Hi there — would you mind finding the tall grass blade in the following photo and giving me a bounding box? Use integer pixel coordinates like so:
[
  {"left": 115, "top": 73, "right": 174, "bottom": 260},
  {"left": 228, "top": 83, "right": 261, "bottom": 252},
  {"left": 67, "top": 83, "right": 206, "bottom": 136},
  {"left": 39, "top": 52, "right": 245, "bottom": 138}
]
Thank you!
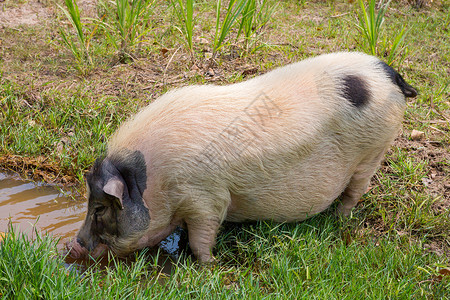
[
  {"left": 94, "top": 0, "right": 155, "bottom": 62},
  {"left": 385, "top": 27, "right": 408, "bottom": 65},
  {"left": 237, "top": 0, "right": 256, "bottom": 41},
  {"left": 171, "top": 0, "right": 195, "bottom": 54},
  {"left": 57, "top": 0, "right": 93, "bottom": 72},
  {"left": 62, "top": 0, "right": 85, "bottom": 47},
  {"left": 357, "top": 0, "right": 407, "bottom": 67},
  {"left": 213, "top": 0, "right": 248, "bottom": 58},
  {"left": 237, "top": 0, "right": 278, "bottom": 51}
]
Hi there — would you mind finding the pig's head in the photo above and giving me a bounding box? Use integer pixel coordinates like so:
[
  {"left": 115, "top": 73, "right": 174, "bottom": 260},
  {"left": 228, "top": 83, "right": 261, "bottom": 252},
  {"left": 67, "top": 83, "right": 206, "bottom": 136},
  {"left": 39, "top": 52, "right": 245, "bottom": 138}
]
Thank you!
[{"left": 69, "top": 149, "right": 150, "bottom": 259}]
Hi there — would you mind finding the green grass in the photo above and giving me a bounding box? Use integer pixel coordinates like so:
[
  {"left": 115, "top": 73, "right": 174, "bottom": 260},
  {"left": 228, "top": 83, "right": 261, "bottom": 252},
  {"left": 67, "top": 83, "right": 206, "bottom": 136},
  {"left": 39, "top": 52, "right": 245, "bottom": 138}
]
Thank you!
[
  {"left": 237, "top": 0, "right": 278, "bottom": 52},
  {"left": 105, "top": 0, "right": 156, "bottom": 62},
  {"left": 58, "top": 0, "right": 93, "bottom": 71},
  {"left": 1, "top": 218, "right": 449, "bottom": 299},
  {"left": 0, "top": 0, "right": 449, "bottom": 298},
  {"left": 356, "top": 0, "right": 408, "bottom": 66},
  {"left": 171, "top": 0, "right": 195, "bottom": 55},
  {"left": 213, "top": 0, "right": 248, "bottom": 58},
  {"left": 58, "top": 0, "right": 156, "bottom": 66}
]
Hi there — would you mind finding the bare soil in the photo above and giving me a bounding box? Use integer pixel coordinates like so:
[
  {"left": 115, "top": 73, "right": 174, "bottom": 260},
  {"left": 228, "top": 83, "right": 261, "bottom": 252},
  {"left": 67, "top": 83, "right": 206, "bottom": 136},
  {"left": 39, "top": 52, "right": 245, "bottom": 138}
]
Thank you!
[
  {"left": 392, "top": 134, "right": 450, "bottom": 210},
  {"left": 0, "top": 1, "right": 51, "bottom": 28},
  {"left": 0, "top": 0, "right": 98, "bottom": 28}
]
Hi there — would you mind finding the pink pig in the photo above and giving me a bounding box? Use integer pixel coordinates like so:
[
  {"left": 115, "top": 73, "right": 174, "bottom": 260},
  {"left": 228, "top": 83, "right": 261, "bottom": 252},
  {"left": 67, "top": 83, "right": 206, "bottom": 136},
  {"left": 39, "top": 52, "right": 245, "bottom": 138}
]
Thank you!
[{"left": 67, "top": 52, "right": 417, "bottom": 262}]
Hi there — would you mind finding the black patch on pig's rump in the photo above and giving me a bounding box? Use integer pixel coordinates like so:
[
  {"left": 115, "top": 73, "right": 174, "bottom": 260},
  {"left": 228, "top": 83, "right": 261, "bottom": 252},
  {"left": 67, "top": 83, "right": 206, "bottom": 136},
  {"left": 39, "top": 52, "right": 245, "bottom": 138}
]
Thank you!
[
  {"left": 340, "top": 75, "right": 370, "bottom": 108},
  {"left": 377, "top": 61, "right": 418, "bottom": 98}
]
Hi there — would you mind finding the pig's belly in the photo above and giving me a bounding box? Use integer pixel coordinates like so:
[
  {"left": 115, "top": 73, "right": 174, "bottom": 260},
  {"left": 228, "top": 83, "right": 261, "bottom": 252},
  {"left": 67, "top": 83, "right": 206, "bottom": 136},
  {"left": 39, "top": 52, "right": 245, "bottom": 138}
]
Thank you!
[
  {"left": 225, "top": 159, "right": 355, "bottom": 222},
  {"left": 226, "top": 183, "right": 346, "bottom": 222}
]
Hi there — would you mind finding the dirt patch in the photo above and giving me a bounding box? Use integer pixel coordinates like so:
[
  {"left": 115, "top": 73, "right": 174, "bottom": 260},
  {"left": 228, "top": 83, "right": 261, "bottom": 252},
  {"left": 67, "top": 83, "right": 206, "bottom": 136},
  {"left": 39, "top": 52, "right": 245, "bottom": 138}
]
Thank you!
[
  {"left": 360, "top": 131, "right": 450, "bottom": 259},
  {"left": 392, "top": 133, "right": 450, "bottom": 210},
  {"left": 0, "top": 0, "right": 98, "bottom": 28},
  {"left": 0, "top": 1, "right": 52, "bottom": 28}
]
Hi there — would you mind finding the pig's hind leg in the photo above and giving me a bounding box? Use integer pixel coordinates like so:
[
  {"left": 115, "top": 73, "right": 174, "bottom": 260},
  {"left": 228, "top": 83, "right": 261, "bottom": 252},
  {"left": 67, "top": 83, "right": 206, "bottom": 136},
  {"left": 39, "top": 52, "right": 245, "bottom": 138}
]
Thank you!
[{"left": 336, "top": 149, "right": 387, "bottom": 216}]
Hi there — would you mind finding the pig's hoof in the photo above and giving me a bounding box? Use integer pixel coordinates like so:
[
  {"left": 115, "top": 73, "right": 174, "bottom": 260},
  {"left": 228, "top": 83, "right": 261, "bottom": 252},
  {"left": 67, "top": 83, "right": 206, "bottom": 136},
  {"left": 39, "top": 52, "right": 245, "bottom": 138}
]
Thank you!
[
  {"left": 335, "top": 204, "right": 352, "bottom": 218},
  {"left": 197, "top": 253, "right": 216, "bottom": 264},
  {"left": 91, "top": 244, "right": 109, "bottom": 259}
]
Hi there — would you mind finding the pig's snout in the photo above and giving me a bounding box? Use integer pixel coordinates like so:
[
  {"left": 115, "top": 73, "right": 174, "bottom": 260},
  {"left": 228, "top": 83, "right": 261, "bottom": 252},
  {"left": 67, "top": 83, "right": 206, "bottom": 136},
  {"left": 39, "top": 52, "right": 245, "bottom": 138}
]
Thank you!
[{"left": 65, "top": 238, "right": 109, "bottom": 260}]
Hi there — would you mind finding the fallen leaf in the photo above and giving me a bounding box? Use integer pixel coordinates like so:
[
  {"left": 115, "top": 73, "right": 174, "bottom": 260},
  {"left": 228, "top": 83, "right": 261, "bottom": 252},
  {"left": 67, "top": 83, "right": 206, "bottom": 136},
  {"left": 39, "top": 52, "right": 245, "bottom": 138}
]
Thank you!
[
  {"left": 439, "top": 268, "right": 450, "bottom": 276},
  {"left": 199, "top": 38, "right": 209, "bottom": 44},
  {"left": 241, "top": 67, "right": 258, "bottom": 76},
  {"left": 435, "top": 268, "right": 450, "bottom": 282},
  {"left": 205, "top": 68, "right": 215, "bottom": 77},
  {"left": 160, "top": 48, "right": 169, "bottom": 57}
]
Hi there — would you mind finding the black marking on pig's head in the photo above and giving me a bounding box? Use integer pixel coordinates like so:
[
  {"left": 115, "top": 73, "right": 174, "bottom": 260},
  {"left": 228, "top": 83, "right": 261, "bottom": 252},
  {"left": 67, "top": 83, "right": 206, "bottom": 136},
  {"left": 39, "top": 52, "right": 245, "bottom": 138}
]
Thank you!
[
  {"left": 77, "top": 149, "right": 150, "bottom": 257},
  {"left": 377, "top": 61, "right": 418, "bottom": 98},
  {"left": 341, "top": 75, "right": 370, "bottom": 108}
]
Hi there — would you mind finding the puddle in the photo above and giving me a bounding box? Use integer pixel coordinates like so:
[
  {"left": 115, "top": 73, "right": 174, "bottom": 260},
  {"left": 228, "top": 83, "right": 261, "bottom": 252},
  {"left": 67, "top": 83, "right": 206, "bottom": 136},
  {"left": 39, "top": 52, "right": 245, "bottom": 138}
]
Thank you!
[
  {"left": 0, "top": 172, "right": 189, "bottom": 275},
  {"left": 0, "top": 172, "right": 86, "bottom": 246}
]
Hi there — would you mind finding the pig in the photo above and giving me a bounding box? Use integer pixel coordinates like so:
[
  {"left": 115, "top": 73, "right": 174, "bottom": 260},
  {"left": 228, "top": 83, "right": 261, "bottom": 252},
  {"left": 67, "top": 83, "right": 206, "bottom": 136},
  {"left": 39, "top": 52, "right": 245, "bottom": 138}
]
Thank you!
[{"left": 67, "top": 52, "right": 417, "bottom": 262}]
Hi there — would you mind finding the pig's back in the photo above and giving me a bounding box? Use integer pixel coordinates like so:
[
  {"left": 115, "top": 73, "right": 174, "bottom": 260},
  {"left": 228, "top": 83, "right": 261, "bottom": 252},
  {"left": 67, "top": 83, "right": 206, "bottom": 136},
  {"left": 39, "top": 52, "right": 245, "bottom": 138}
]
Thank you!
[{"left": 108, "top": 52, "right": 406, "bottom": 222}]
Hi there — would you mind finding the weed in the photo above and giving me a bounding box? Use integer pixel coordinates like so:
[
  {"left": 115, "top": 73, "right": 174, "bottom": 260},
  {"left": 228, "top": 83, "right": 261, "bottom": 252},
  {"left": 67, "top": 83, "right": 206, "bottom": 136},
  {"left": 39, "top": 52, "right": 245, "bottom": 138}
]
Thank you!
[
  {"left": 171, "top": 0, "right": 195, "bottom": 57},
  {"left": 357, "top": 0, "right": 408, "bottom": 66},
  {"left": 237, "top": 0, "right": 278, "bottom": 52},
  {"left": 98, "top": 0, "right": 156, "bottom": 63},
  {"left": 58, "top": 0, "right": 96, "bottom": 73},
  {"left": 213, "top": 0, "right": 248, "bottom": 59}
]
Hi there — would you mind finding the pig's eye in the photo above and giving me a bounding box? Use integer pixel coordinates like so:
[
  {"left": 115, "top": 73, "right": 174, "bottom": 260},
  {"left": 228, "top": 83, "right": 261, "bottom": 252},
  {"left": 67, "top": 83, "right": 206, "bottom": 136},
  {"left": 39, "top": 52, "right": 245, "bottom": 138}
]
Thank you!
[
  {"left": 94, "top": 208, "right": 105, "bottom": 232},
  {"left": 94, "top": 206, "right": 106, "bottom": 216}
]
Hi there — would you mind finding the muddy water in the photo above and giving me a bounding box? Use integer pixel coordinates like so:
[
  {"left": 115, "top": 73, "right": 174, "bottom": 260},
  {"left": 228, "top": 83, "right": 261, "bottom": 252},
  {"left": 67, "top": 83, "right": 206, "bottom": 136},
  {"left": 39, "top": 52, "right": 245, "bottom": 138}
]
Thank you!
[
  {"left": 0, "top": 172, "right": 188, "bottom": 273},
  {"left": 0, "top": 173, "right": 86, "bottom": 246}
]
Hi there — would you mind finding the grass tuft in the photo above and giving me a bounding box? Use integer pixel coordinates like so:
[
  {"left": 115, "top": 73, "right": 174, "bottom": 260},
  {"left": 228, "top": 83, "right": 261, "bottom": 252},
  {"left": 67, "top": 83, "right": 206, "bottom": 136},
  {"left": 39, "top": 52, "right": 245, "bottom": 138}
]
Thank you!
[
  {"left": 58, "top": 0, "right": 96, "bottom": 73},
  {"left": 171, "top": 0, "right": 195, "bottom": 57},
  {"left": 356, "top": 0, "right": 408, "bottom": 66},
  {"left": 237, "top": 0, "right": 278, "bottom": 52},
  {"left": 213, "top": 0, "right": 248, "bottom": 59}
]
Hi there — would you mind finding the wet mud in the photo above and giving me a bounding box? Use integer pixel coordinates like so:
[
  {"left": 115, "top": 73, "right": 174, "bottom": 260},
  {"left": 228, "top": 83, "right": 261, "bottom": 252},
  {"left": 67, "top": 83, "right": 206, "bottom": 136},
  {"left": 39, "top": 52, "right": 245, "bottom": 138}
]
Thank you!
[{"left": 0, "top": 172, "right": 189, "bottom": 275}]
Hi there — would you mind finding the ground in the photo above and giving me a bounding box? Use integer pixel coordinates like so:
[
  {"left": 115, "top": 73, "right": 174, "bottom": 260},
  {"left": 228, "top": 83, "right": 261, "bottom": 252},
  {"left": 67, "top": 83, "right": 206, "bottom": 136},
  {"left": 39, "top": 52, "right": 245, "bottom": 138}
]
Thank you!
[{"left": 0, "top": 0, "right": 449, "bottom": 293}]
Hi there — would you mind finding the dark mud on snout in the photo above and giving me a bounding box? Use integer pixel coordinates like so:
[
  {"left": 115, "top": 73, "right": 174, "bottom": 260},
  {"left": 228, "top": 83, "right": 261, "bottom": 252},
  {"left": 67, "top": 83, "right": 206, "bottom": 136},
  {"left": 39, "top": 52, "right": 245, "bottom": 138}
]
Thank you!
[{"left": 0, "top": 172, "right": 188, "bottom": 276}]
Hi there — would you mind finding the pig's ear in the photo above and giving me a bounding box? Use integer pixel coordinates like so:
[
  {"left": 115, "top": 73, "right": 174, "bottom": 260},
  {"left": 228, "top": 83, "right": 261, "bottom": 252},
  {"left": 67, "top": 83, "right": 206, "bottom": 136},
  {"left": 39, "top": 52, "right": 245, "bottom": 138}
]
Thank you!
[{"left": 103, "top": 177, "right": 124, "bottom": 210}]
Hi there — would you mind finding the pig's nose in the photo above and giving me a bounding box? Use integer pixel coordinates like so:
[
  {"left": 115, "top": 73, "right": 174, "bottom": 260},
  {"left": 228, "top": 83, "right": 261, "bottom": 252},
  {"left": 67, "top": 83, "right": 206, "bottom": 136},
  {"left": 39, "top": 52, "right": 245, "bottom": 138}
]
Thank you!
[{"left": 77, "top": 238, "right": 86, "bottom": 248}]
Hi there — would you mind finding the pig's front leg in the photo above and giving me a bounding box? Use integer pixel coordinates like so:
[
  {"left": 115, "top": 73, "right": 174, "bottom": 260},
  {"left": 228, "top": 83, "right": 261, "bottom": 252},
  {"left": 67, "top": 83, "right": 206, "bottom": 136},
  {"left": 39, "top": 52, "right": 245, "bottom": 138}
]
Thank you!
[
  {"left": 137, "top": 219, "right": 182, "bottom": 249},
  {"left": 185, "top": 216, "right": 220, "bottom": 263}
]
